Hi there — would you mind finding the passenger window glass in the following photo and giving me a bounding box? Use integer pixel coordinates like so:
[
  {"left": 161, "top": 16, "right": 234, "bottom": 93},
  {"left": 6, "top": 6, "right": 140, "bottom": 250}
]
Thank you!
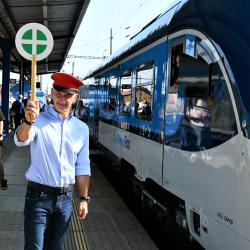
[
  {"left": 169, "top": 44, "right": 183, "bottom": 93},
  {"left": 209, "top": 63, "right": 237, "bottom": 144},
  {"left": 100, "top": 77, "right": 108, "bottom": 111},
  {"left": 107, "top": 76, "right": 117, "bottom": 113},
  {"left": 165, "top": 38, "right": 237, "bottom": 151},
  {"left": 135, "top": 62, "right": 154, "bottom": 119},
  {"left": 119, "top": 71, "right": 132, "bottom": 115}
]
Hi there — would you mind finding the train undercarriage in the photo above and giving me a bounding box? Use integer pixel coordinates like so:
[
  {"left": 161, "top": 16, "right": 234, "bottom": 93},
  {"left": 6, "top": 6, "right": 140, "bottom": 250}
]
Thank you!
[{"left": 92, "top": 145, "right": 203, "bottom": 250}]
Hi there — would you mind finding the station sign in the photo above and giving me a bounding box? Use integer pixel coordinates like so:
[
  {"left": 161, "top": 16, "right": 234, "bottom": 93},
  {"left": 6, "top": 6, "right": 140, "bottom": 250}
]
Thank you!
[{"left": 15, "top": 23, "right": 54, "bottom": 61}]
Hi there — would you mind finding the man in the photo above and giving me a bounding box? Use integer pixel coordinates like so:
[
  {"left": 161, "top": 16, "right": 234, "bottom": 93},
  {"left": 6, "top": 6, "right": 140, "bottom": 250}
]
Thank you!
[
  {"left": 9, "top": 92, "right": 16, "bottom": 130},
  {"left": 9, "top": 94, "right": 24, "bottom": 130},
  {"left": 14, "top": 72, "right": 91, "bottom": 250},
  {"left": 41, "top": 96, "right": 52, "bottom": 112},
  {"left": 9, "top": 92, "right": 15, "bottom": 108},
  {"left": 0, "top": 109, "right": 7, "bottom": 189}
]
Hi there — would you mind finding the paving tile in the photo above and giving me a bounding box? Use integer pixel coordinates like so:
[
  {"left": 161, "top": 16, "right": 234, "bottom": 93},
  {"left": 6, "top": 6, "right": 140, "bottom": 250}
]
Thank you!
[
  {"left": 0, "top": 196, "right": 25, "bottom": 211},
  {"left": 0, "top": 135, "right": 26, "bottom": 250},
  {"left": 2, "top": 175, "right": 27, "bottom": 185}
]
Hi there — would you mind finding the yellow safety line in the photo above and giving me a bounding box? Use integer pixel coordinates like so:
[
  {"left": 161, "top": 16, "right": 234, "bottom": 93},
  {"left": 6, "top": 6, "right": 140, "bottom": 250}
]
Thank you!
[{"left": 71, "top": 194, "right": 89, "bottom": 250}]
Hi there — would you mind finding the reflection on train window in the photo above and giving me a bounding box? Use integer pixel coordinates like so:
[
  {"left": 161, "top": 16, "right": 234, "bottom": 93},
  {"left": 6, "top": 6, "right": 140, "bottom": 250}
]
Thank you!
[
  {"left": 169, "top": 44, "right": 183, "bottom": 93},
  {"left": 209, "top": 62, "right": 237, "bottom": 144},
  {"left": 135, "top": 61, "right": 154, "bottom": 119},
  {"left": 100, "top": 77, "right": 108, "bottom": 111},
  {"left": 119, "top": 70, "right": 132, "bottom": 115},
  {"left": 165, "top": 36, "right": 237, "bottom": 151},
  {"left": 107, "top": 75, "right": 117, "bottom": 113}
]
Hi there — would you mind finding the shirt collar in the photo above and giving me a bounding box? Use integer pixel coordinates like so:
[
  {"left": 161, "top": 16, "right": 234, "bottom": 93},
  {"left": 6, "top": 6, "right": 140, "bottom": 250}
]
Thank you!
[{"left": 48, "top": 105, "right": 74, "bottom": 120}]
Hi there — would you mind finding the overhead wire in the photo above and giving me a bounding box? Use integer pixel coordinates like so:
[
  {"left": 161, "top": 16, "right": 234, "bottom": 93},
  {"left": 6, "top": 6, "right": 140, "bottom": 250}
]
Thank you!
[
  {"left": 74, "top": 0, "right": 151, "bottom": 52},
  {"left": 113, "top": 0, "right": 150, "bottom": 35}
]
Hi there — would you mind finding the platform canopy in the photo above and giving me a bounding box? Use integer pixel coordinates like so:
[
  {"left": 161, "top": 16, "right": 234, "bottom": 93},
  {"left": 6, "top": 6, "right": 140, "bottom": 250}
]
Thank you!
[{"left": 0, "top": 0, "right": 90, "bottom": 75}]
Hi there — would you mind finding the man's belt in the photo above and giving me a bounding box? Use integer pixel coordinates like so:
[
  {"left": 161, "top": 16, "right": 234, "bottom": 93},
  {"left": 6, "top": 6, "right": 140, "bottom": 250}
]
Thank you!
[{"left": 27, "top": 181, "right": 73, "bottom": 195}]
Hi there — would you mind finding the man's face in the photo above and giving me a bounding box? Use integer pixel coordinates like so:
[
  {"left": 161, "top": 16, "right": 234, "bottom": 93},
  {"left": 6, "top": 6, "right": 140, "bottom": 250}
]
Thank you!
[{"left": 52, "top": 88, "right": 77, "bottom": 115}]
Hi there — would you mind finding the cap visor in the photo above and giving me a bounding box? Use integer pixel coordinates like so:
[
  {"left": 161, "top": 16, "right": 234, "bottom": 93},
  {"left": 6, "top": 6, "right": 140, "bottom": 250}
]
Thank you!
[{"left": 53, "top": 85, "right": 78, "bottom": 94}]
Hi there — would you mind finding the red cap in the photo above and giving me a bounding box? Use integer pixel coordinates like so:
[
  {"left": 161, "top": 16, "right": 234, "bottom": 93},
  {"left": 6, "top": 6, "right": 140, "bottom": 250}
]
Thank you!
[{"left": 51, "top": 72, "right": 83, "bottom": 94}]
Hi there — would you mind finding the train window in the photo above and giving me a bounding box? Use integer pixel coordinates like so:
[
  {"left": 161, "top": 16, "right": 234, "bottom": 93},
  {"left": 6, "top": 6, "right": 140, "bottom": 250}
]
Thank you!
[
  {"left": 107, "top": 76, "right": 117, "bottom": 113},
  {"left": 178, "top": 53, "right": 210, "bottom": 98},
  {"left": 209, "top": 62, "right": 237, "bottom": 144},
  {"left": 169, "top": 44, "right": 183, "bottom": 93},
  {"left": 135, "top": 61, "right": 154, "bottom": 119},
  {"left": 100, "top": 77, "right": 108, "bottom": 111},
  {"left": 119, "top": 71, "right": 132, "bottom": 115},
  {"left": 165, "top": 36, "right": 237, "bottom": 150}
]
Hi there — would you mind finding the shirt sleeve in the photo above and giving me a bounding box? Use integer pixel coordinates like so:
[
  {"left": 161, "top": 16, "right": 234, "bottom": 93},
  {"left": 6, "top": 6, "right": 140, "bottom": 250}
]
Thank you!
[
  {"left": 0, "top": 111, "right": 5, "bottom": 121},
  {"left": 75, "top": 127, "right": 91, "bottom": 176},
  {"left": 14, "top": 126, "right": 36, "bottom": 146}
]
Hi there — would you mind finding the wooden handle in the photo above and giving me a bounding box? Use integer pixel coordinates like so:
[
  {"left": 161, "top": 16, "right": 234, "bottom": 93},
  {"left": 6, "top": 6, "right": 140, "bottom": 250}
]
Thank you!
[
  {"left": 30, "top": 55, "right": 37, "bottom": 121},
  {"left": 31, "top": 55, "right": 37, "bottom": 102}
]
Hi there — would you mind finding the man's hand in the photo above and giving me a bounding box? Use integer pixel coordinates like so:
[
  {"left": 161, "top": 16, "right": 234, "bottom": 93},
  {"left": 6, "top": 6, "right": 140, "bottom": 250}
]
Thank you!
[
  {"left": 78, "top": 200, "right": 88, "bottom": 220},
  {"left": 25, "top": 99, "right": 39, "bottom": 122},
  {"left": 16, "top": 99, "right": 39, "bottom": 142},
  {"left": 76, "top": 175, "right": 90, "bottom": 220}
]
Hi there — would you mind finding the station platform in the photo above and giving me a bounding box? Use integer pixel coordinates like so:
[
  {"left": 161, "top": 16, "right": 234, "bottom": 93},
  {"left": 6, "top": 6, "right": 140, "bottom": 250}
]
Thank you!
[{"left": 0, "top": 133, "right": 158, "bottom": 250}]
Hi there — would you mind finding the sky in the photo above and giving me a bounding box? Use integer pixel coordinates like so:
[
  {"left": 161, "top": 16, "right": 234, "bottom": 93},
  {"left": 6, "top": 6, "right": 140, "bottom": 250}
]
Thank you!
[
  {"left": 61, "top": 0, "right": 176, "bottom": 79},
  {"left": 2, "top": 0, "right": 176, "bottom": 92}
]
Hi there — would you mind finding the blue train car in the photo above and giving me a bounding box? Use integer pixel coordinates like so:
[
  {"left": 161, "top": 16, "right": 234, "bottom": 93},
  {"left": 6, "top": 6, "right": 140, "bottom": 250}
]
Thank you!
[
  {"left": 10, "top": 81, "right": 45, "bottom": 108},
  {"left": 84, "top": 0, "right": 250, "bottom": 249}
]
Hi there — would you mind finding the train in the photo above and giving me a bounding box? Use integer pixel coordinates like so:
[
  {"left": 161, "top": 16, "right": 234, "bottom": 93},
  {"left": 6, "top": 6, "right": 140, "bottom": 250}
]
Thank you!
[{"left": 84, "top": 0, "right": 250, "bottom": 249}]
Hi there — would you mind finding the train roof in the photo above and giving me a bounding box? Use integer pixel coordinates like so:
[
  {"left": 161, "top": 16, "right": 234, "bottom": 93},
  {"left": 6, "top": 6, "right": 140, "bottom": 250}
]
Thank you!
[{"left": 84, "top": 0, "right": 250, "bottom": 120}]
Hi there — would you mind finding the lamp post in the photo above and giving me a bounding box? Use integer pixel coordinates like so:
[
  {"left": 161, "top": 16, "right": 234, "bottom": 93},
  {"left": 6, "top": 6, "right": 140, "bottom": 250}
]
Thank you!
[
  {"left": 66, "top": 61, "right": 74, "bottom": 75},
  {"left": 109, "top": 26, "right": 131, "bottom": 56},
  {"left": 72, "top": 61, "right": 75, "bottom": 76},
  {"left": 110, "top": 28, "right": 113, "bottom": 55}
]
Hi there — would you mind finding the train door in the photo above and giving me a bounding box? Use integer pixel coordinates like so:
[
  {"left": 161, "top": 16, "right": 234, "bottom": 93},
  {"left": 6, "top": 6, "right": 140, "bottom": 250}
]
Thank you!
[{"left": 162, "top": 31, "right": 248, "bottom": 248}]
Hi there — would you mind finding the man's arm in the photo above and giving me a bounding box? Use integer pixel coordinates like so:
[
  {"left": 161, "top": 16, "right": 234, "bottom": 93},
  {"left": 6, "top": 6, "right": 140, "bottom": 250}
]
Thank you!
[
  {"left": 0, "top": 120, "right": 3, "bottom": 144},
  {"left": 76, "top": 175, "right": 90, "bottom": 220},
  {"left": 16, "top": 99, "right": 39, "bottom": 142},
  {"left": 16, "top": 122, "right": 34, "bottom": 142}
]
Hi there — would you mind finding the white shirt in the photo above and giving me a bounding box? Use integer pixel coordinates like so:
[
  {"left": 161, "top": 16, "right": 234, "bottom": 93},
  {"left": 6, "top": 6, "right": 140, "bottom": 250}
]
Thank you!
[{"left": 14, "top": 105, "right": 90, "bottom": 187}]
